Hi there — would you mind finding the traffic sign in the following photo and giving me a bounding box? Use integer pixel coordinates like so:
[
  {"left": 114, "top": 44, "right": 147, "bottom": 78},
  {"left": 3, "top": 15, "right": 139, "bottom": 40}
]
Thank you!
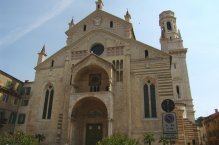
[
  {"left": 162, "top": 112, "right": 177, "bottom": 134},
  {"left": 164, "top": 134, "right": 177, "bottom": 139},
  {"left": 161, "top": 99, "right": 175, "bottom": 112}
]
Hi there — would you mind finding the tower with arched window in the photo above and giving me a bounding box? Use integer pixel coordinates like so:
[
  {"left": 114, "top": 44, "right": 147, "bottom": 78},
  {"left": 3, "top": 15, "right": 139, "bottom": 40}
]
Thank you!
[{"left": 159, "top": 10, "right": 195, "bottom": 122}]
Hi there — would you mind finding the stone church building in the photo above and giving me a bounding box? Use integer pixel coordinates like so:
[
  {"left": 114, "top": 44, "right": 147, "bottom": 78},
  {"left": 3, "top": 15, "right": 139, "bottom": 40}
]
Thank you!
[{"left": 20, "top": 1, "right": 198, "bottom": 144}]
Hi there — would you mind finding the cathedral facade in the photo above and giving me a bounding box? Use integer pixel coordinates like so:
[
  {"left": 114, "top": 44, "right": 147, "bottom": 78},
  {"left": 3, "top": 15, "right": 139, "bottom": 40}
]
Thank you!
[{"left": 21, "top": 1, "right": 198, "bottom": 145}]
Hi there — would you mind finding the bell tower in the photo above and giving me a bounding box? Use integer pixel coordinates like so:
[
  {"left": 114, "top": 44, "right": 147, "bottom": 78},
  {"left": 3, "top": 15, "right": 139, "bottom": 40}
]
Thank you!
[
  {"left": 96, "top": 0, "right": 104, "bottom": 10},
  {"left": 159, "top": 10, "right": 195, "bottom": 122},
  {"left": 159, "top": 10, "right": 183, "bottom": 52}
]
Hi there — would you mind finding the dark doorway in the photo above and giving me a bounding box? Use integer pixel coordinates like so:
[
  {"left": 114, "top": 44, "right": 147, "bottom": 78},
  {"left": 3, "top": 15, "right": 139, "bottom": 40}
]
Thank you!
[{"left": 86, "top": 124, "right": 103, "bottom": 145}]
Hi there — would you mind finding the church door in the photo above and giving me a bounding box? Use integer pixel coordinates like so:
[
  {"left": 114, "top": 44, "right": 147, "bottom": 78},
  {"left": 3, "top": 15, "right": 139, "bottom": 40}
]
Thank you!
[{"left": 85, "top": 124, "right": 103, "bottom": 145}]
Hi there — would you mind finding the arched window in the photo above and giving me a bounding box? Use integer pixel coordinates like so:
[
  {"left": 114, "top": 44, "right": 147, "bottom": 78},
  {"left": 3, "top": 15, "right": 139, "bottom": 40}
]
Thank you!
[
  {"left": 167, "top": 22, "right": 172, "bottom": 30},
  {"left": 115, "top": 60, "right": 119, "bottom": 69},
  {"left": 143, "top": 80, "right": 157, "bottom": 118},
  {"left": 42, "top": 85, "right": 54, "bottom": 119}
]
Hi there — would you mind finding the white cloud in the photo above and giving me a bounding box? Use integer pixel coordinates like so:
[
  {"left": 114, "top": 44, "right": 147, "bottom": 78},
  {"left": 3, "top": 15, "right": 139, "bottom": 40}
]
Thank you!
[{"left": 0, "top": 0, "right": 72, "bottom": 47}]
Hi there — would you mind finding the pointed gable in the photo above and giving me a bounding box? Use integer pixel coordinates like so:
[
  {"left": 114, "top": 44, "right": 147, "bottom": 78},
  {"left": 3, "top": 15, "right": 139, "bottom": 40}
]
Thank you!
[
  {"left": 72, "top": 53, "right": 115, "bottom": 81},
  {"left": 73, "top": 53, "right": 114, "bottom": 72},
  {"left": 65, "top": 10, "right": 135, "bottom": 45}
]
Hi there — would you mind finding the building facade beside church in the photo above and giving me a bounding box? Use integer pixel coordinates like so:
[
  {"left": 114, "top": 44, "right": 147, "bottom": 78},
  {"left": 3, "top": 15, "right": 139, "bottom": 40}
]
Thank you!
[{"left": 11, "top": 1, "right": 198, "bottom": 145}]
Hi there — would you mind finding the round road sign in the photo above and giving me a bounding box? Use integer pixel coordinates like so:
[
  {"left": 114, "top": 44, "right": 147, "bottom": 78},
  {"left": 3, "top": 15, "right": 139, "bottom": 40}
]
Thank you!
[{"left": 161, "top": 99, "right": 175, "bottom": 112}]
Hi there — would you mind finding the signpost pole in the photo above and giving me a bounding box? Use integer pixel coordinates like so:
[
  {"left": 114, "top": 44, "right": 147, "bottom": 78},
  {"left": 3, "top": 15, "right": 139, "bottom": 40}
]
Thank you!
[{"left": 161, "top": 99, "right": 177, "bottom": 144}]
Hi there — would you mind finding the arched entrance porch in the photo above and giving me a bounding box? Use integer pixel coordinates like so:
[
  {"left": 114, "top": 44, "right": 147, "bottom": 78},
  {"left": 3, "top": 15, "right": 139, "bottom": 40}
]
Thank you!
[{"left": 70, "top": 97, "right": 108, "bottom": 145}]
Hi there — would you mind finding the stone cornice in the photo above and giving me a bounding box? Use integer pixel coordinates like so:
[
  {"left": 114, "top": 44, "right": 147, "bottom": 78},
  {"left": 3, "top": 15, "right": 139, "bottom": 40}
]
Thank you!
[{"left": 168, "top": 48, "right": 187, "bottom": 55}]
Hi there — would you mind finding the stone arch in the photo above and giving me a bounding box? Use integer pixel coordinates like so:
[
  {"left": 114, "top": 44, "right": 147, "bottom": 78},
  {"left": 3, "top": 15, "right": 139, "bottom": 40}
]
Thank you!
[
  {"left": 142, "top": 76, "right": 157, "bottom": 86},
  {"left": 69, "top": 94, "right": 112, "bottom": 119},
  {"left": 71, "top": 54, "right": 114, "bottom": 85},
  {"left": 72, "top": 60, "right": 113, "bottom": 93},
  {"left": 69, "top": 96, "right": 109, "bottom": 145}
]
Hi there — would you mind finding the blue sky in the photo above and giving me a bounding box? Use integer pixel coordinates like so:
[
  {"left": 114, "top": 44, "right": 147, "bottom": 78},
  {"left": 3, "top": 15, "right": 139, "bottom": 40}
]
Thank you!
[{"left": 0, "top": 0, "right": 218, "bottom": 119}]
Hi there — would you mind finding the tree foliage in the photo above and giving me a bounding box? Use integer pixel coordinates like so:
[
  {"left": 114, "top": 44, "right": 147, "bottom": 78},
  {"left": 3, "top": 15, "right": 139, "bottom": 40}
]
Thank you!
[
  {"left": 159, "top": 136, "right": 170, "bottom": 145},
  {"left": 0, "top": 131, "right": 38, "bottom": 145},
  {"left": 143, "top": 133, "right": 155, "bottom": 145},
  {"left": 97, "top": 133, "right": 139, "bottom": 145}
]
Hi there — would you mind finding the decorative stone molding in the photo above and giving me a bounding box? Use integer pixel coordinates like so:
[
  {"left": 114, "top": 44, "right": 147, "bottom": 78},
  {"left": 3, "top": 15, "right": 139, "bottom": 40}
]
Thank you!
[
  {"left": 71, "top": 50, "right": 88, "bottom": 60},
  {"left": 107, "top": 46, "right": 124, "bottom": 56}
]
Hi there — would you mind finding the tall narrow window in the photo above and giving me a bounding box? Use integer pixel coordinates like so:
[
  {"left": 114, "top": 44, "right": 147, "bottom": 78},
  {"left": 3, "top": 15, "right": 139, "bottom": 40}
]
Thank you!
[
  {"left": 114, "top": 59, "right": 123, "bottom": 82},
  {"left": 120, "top": 60, "right": 123, "bottom": 69},
  {"left": 174, "top": 63, "right": 177, "bottom": 69},
  {"left": 144, "top": 84, "right": 150, "bottom": 118},
  {"left": 116, "top": 71, "right": 119, "bottom": 82},
  {"left": 143, "top": 80, "right": 157, "bottom": 118},
  {"left": 47, "top": 89, "right": 54, "bottom": 119},
  {"left": 145, "top": 50, "right": 148, "bottom": 58},
  {"left": 110, "top": 21, "right": 113, "bottom": 28},
  {"left": 9, "top": 112, "right": 17, "bottom": 124},
  {"left": 176, "top": 85, "right": 180, "bottom": 98},
  {"left": 2, "top": 95, "right": 9, "bottom": 103},
  {"left": 70, "top": 75, "right": 72, "bottom": 85},
  {"left": 150, "top": 84, "right": 156, "bottom": 117},
  {"left": 18, "top": 113, "right": 26, "bottom": 124},
  {"left": 51, "top": 60, "right": 54, "bottom": 67},
  {"left": 89, "top": 74, "right": 101, "bottom": 92},
  {"left": 83, "top": 25, "right": 87, "bottom": 31},
  {"left": 167, "top": 22, "right": 172, "bottom": 30},
  {"left": 120, "top": 71, "right": 123, "bottom": 82},
  {"left": 42, "top": 85, "right": 54, "bottom": 119},
  {"left": 116, "top": 60, "right": 119, "bottom": 69},
  {"left": 112, "top": 60, "right": 115, "bottom": 66},
  {"left": 14, "top": 98, "right": 19, "bottom": 105}
]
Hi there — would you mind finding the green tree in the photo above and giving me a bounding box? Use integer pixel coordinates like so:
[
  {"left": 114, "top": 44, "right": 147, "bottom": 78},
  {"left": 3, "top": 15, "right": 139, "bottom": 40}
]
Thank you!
[
  {"left": 0, "top": 131, "right": 38, "bottom": 145},
  {"left": 98, "top": 133, "right": 139, "bottom": 145},
  {"left": 143, "top": 133, "right": 155, "bottom": 145},
  {"left": 159, "top": 136, "right": 170, "bottom": 145}
]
